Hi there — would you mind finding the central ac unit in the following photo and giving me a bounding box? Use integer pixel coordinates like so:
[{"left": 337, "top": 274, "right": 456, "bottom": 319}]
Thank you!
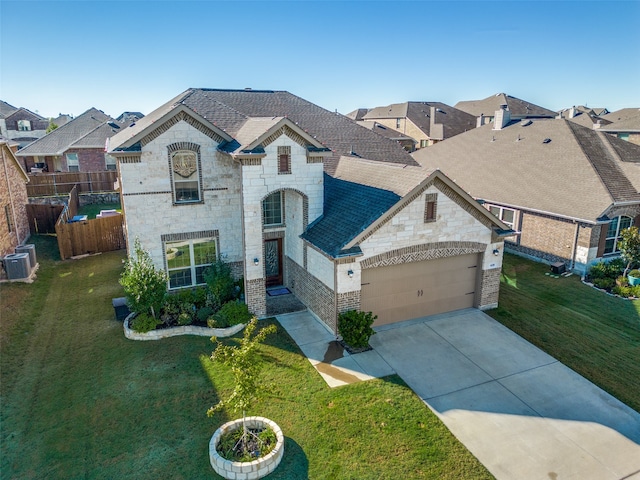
[
  {"left": 15, "top": 244, "right": 37, "bottom": 272},
  {"left": 3, "top": 253, "right": 32, "bottom": 280}
]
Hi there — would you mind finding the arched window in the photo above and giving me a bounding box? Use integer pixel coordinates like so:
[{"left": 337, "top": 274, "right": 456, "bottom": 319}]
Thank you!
[
  {"left": 170, "top": 149, "right": 200, "bottom": 203},
  {"left": 604, "top": 215, "right": 632, "bottom": 254},
  {"left": 263, "top": 191, "right": 283, "bottom": 226}
]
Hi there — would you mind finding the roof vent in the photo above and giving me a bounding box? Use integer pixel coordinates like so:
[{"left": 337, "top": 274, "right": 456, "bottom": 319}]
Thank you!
[
  {"left": 516, "top": 135, "right": 521, "bottom": 142},
  {"left": 244, "top": 87, "right": 252, "bottom": 90},
  {"left": 520, "top": 119, "right": 532, "bottom": 127},
  {"left": 436, "top": 108, "right": 446, "bottom": 114},
  {"left": 107, "top": 122, "right": 120, "bottom": 129},
  {"left": 543, "top": 138, "right": 552, "bottom": 144}
]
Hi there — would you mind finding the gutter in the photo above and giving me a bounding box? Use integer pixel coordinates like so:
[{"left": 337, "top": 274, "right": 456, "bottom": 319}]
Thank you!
[{"left": 478, "top": 198, "right": 599, "bottom": 225}]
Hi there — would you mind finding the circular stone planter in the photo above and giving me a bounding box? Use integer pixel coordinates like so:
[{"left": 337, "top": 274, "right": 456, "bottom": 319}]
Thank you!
[
  {"left": 209, "top": 416, "right": 284, "bottom": 480},
  {"left": 123, "top": 312, "right": 245, "bottom": 341}
]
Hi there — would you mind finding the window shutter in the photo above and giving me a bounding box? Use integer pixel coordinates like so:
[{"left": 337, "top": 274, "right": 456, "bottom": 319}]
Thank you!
[
  {"left": 596, "top": 223, "right": 609, "bottom": 258},
  {"left": 277, "top": 146, "right": 291, "bottom": 174}
]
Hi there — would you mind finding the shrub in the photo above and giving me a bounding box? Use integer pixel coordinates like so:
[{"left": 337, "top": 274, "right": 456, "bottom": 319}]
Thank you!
[
  {"left": 628, "top": 269, "right": 640, "bottom": 277},
  {"left": 204, "top": 260, "right": 237, "bottom": 305},
  {"left": 616, "top": 275, "right": 629, "bottom": 287},
  {"left": 177, "top": 312, "right": 193, "bottom": 326},
  {"left": 131, "top": 313, "right": 160, "bottom": 333},
  {"left": 592, "top": 277, "right": 615, "bottom": 290},
  {"left": 210, "top": 301, "right": 252, "bottom": 328},
  {"left": 613, "top": 285, "right": 633, "bottom": 298},
  {"left": 632, "top": 285, "right": 640, "bottom": 298},
  {"left": 120, "top": 239, "right": 167, "bottom": 319},
  {"left": 197, "top": 306, "right": 215, "bottom": 323},
  {"left": 338, "top": 310, "right": 377, "bottom": 349}
]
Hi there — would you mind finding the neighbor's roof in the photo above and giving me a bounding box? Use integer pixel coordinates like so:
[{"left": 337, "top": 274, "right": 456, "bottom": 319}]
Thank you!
[
  {"left": 16, "top": 108, "right": 115, "bottom": 156},
  {"left": 455, "top": 93, "right": 557, "bottom": 118},
  {"left": 565, "top": 111, "right": 612, "bottom": 129},
  {"left": 602, "top": 108, "right": 640, "bottom": 123},
  {"left": 345, "top": 108, "right": 369, "bottom": 121},
  {"left": 357, "top": 121, "right": 416, "bottom": 142},
  {"left": 600, "top": 114, "right": 640, "bottom": 133},
  {"left": 109, "top": 88, "right": 417, "bottom": 174},
  {"left": 0, "top": 100, "right": 18, "bottom": 118},
  {"left": 412, "top": 118, "right": 640, "bottom": 223}
]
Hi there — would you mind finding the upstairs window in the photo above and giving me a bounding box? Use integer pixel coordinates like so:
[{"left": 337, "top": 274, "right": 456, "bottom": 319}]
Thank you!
[
  {"left": 263, "top": 191, "right": 283, "bottom": 226},
  {"left": 277, "top": 146, "right": 291, "bottom": 174},
  {"left": 487, "top": 203, "right": 518, "bottom": 242},
  {"left": 105, "top": 156, "right": 117, "bottom": 171},
  {"left": 604, "top": 215, "right": 632, "bottom": 255},
  {"left": 17, "top": 120, "right": 31, "bottom": 131},
  {"left": 171, "top": 150, "right": 200, "bottom": 203},
  {"left": 396, "top": 118, "right": 401, "bottom": 129},
  {"left": 66, "top": 153, "right": 79, "bottom": 172},
  {"left": 424, "top": 193, "right": 437, "bottom": 223}
]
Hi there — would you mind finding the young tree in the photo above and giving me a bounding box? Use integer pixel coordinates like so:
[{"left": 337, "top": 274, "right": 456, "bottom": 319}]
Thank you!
[
  {"left": 46, "top": 119, "right": 59, "bottom": 133},
  {"left": 120, "top": 238, "right": 167, "bottom": 319},
  {"left": 618, "top": 226, "right": 640, "bottom": 277},
  {"left": 207, "top": 317, "right": 277, "bottom": 455}
]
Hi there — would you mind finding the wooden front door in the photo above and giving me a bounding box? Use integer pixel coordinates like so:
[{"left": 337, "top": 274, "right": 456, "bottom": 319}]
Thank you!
[{"left": 264, "top": 238, "right": 283, "bottom": 287}]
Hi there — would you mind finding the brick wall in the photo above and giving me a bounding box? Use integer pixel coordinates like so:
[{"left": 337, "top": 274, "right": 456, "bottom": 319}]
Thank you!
[
  {"left": 287, "top": 256, "right": 337, "bottom": 333},
  {"left": 65, "top": 148, "right": 108, "bottom": 172},
  {"left": 478, "top": 266, "right": 500, "bottom": 309},
  {"left": 336, "top": 290, "right": 360, "bottom": 315},
  {"left": 0, "top": 148, "right": 30, "bottom": 258},
  {"left": 246, "top": 277, "right": 266, "bottom": 317}
]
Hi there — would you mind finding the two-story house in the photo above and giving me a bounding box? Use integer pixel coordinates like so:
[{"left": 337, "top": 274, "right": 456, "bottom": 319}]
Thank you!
[
  {"left": 0, "top": 140, "right": 30, "bottom": 259},
  {"left": 108, "top": 89, "right": 510, "bottom": 332}
]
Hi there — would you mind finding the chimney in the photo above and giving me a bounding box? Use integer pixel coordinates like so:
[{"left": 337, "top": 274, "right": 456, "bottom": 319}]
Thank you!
[
  {"left": 430, "top": 106, "right": 444, "bottom": 140},
  {"left": 476, "top": 114, "right": 484, "bottom": 128},
  {"left": 569, "top": 106, "right": 576, "bottom": 119},
  {"left": 493, "top": 105, "right": 511, "bottom": 130}
]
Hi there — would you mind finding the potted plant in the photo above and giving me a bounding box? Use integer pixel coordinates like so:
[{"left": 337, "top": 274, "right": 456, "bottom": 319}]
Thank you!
[
  {"left": 628, "top": 269, "right": 640, "bottom": 286},
  {"left": 207, "top": 318, "right": 283, "bottom": 479}
]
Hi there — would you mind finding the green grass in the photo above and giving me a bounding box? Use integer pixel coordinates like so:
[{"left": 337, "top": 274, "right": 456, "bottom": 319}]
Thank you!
[
  {"left": 76, "top": 202, "right": 121, "bottom": 219},
  {"left": 488, "top": 253, "right": 640, "bottom": 412},
  {"left": 1, "top": 235, "right": 492, "bottom": 479}
]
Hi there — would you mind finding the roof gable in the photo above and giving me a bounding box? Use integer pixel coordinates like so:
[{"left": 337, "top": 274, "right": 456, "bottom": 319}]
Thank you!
[
  {"left": 1, "top": 141, "right": 29, "bottom": 182},
  {"left": 455, "top": 93, "right": 556, "bottom": 118}
]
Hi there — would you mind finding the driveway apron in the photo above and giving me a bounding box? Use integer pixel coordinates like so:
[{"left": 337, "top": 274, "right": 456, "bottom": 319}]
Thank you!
[{"left": 370, "top": 309, "right": 640, "bottom": 480}]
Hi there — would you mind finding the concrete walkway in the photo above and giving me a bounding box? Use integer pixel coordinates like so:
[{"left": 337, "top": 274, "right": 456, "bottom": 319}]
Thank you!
[{"left": 276, "top": 309, "right": 640, "bottom": 480}]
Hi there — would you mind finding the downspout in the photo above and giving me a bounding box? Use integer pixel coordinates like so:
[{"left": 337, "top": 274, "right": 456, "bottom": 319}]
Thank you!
[
  {"left": 569, "top": 221, "right": 580, "bottom": 271},
  {"left": 2, "top": 148, "right": 23, "bottom": 245},
  {"left": 333, "top": 258, "right": 339, "bottom": 337}
]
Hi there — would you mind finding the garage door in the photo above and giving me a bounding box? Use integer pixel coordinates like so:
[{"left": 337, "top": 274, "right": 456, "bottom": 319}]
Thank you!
[{"left": 361, "top": 254, "right": 479, "bottom": 327}]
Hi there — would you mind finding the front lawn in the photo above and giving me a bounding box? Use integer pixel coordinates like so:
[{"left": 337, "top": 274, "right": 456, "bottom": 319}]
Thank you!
[
  {"left": 0, "top": 235, "right": 492, "bottom": 479},
  {"left": 488, "top": 253, "right": 640, "bottom": 412}
]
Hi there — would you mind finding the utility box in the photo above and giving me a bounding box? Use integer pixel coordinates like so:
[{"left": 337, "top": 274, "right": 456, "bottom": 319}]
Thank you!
[
  {"left": 3, "top": 253, "right": 32, "bottom": 280},
  {"left": 15, "top": 244, "right": 37, "bottom": 272},
  {"left": 112, "top": 297, "right": 131, "bottom": 321},
  {"left": 550, "top": 262, "right": 566, "bottom": 275}
]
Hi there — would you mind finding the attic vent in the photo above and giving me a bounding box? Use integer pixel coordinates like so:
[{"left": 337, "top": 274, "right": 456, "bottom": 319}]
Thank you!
[
  {"left": 491, "top": 136, "right": 496, "bottom": 142},
  {"left": 543, "top": 138, "right": 552, "bottom": 144},
  {"left": 107, "top": 122, "right": 120, "bottom": 129},
  {"left": 436, "top": 108, "right": 446, "bottom": 114},
  {"left": 520, "top": 119, "right": 532, "bottom": 127}
]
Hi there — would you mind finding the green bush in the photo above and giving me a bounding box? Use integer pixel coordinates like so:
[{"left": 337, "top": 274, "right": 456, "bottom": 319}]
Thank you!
[
  {"left": 338, "top": 310, "right": 377, "bottom": 349},
  {"left": 592, "top": 277, "right": 615, "bottom": 290},
  {"left": 196, "top": 306, "right": 215, "bottom": 323},
  {"left": 204, "top": 260, "right": 237, "bottom": 305},
  {"left": 209, "top": 301, "right": 252, "bottom": 328},
  {"left": 632, "top": 285, "right": 640, "bottom": 298},
  {"left": 613, "top": 285, "right": 633, "bottom": 298},
  {"left": 607, "top": 257, "right": 626, "bottom": 275},
  {"left": 177, "top": 312, "right": 193, "bottom": 326},
  {"left": 628, "top": 269, "right": 640, "bottom": 277},
  {"left": 131, "top": 313, "right": 160, "bottom": 333},
  {"left": 588, "top": 261, "right": 609, "bottom": 280},
  {"left": 120, "top": 239, "right": 167, "bottom": 319}
]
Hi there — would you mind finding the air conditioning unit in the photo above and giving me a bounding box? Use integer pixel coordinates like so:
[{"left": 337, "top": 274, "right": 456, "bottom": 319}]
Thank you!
[
  {"left": 15, "top": 244, "right": 37, "bottom": 272},
  {"left": 3, "top": 253, "right": 32, "bottom": 280}
]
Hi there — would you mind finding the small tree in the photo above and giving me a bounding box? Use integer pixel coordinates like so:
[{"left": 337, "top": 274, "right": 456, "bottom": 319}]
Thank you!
[
  {"left": 120, "top": 238, "right": 167, "bottom": 319},
  {"left": 618, "top": 226, "right": 640, "bottom": 277},
  {"left": 46, "top": 119, "right": 58, "bottom": 133},
  {"left": 207, "top": 317, "right": 277, "bottom": 456}
]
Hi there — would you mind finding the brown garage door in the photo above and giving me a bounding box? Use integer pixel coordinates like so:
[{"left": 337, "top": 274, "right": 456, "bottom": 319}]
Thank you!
[{"left": 361, "top": 254, "right": 479, "bottom": 327}]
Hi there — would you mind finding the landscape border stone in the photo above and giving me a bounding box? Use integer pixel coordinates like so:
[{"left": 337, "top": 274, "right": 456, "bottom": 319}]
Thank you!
[{"left": 123, "top": 312, "right": 245, "bottom": 340}]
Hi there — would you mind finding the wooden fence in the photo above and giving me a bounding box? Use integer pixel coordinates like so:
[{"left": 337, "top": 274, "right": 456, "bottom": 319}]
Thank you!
[
  {"left": 55, "top": 214, "right": 126, "bottom": 260},
  {"left": 27, "top": 171, "right": 118, "bottom": 197},
  {"left": 26, "top": 203, "right": 64, "bottom": 234}
]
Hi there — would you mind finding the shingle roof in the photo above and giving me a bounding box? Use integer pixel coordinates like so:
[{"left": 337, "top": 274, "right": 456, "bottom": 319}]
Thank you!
[
  {"left": 16, "top": 108, "right": 113, "bottom": 156},
  {"left": 455, "top": 93, "right": 557, "bottom": 118},
  {"left": 357, "top": 121, "right": 416, "bottom": 142},
  {"left": 109, "top": 89, "right": 417, "bottom": 174},
  {"left": 300, "top": 173, "right": 401, "bottom": 257},
  {"left": 0, "top": 100, "right": 18, "bottom": 119},
  {"left": 345, "top": 108, "right": 369, "bottom": 121},
  {"left": 602, "top": 108, "right": 640, "bottom": 123},
  {"left": 566, "top": 111, "right": 612, "bottom": 129},
  {"left": 600, "top": 114, "right": 640, "bottom": 133},
  {"left": 412, "top": 118, "right": 640, "bottom": 222}
]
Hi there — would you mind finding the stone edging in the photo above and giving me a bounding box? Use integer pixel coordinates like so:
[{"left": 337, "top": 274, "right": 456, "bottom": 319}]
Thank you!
[
  {"left": 123, "top": 313, "right": 245, "bottom": 341},
  {"left": 209, "top": 416, "right": 285, "bottom": 479},
  {"left": 581, "top": 279, "right": 637, "bottom": 301}
]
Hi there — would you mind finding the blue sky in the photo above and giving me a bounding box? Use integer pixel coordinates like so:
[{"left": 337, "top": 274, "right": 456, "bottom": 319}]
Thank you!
[{"left": 1, "top": 0, "right": 639, "bottom": 119}]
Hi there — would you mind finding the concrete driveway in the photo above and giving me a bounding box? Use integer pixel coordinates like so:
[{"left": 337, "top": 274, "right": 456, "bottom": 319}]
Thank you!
[{"left": 370, "top": 309, "right": 640, "bottom": 480}]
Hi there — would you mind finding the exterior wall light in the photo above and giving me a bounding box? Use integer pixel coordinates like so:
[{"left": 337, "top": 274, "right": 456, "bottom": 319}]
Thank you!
[
  {"left": 347, "top": 269, "right": 354, "bottom": 278},
  {"left": 254, "top": 257, "right": 260, "bottom": 266},
  {"left": 493, "top": 249, "right": 500, "bottom": 256}
]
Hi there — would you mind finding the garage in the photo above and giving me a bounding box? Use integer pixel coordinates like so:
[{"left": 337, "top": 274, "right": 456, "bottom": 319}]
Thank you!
[{"left": 360, "top": 254, "right": 479, "bottom": 327}]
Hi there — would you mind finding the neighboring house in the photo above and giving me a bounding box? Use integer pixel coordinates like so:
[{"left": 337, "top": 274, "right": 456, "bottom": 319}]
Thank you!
[
  {"left": 600, "top": 109, "right": 640, "bottom": 146},
  {"left": 107, "top": 88, "right": 509, "bottom": 331},
  {"left": 0, "top": 101, "right": 49, "bottom": 149},
  {"left": 455, "top": 92, "right": 557, "bottom": 126},
  {"left": 116, "top": 111, "right": 145, "bottom": 125},
  {"left": 559, "top": 106, "right": 612, "bottom": 130},
  {"left": 16, "top": 108, "right": 123, "bottom": 172},
  {"left": 348, "top": 102, "right": 476, "bottom": 149},
  {"left": 412, "top": 106, "right": 640, "bottom": 274},
  {"left": 0, "top": 140, "right": 30, "bottom": 259},
  {"left": 357, "top": 121, "right": 417, "bottom": 152}
]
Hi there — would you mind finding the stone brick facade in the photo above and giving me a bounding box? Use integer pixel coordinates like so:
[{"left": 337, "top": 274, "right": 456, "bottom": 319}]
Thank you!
[
  {"left": 246, "top": 277, "right": 266, "bottom": 317},
  {"left": 478, "top": 266, "right": 501, "bottom": 309},
  {"left": 287, "top": 256, "right": 336, "bottom": 332},
  {"left": 0, "top": 144, "right": 30, "bottom": 259}
]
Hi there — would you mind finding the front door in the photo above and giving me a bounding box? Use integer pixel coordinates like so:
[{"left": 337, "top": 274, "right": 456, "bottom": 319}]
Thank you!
[{"left": 264, "top": 238, "right": 283, "bottom": 287}]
